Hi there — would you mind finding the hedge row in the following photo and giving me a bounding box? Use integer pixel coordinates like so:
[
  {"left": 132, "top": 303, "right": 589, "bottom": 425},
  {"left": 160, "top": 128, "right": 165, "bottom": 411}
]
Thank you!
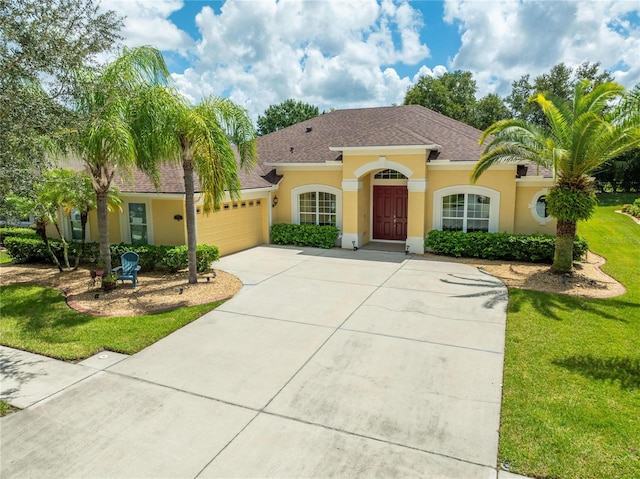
[
  {"left": 424, "top": 230, "right": 588, "bottom": 263},
  {"left": 621, "top": 199, "right": 640, "bottom": 219},
  {"left": 270, "top": 223, "right": 340, "bottom": 249},
  {"left": 2, "top": 234, "right": 219, "bottom": 273},
  {"left": 0, "top": 227, "right": 38, "bottom": 246}
]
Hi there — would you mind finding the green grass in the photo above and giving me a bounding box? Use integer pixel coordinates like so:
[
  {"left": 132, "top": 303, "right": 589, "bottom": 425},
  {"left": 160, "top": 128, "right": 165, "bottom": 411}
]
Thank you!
[
  {"left": 499, "top": 193, "right": 640, "bottom": 479},
  {"left": 0, "top": 249, "right": 12, "bottom": 264},
  {"left": 0, "top": 285, "right": 223, "bottom": 360},
  {"left": 0, "top": 400, "right": 20, "bottom": 417}
]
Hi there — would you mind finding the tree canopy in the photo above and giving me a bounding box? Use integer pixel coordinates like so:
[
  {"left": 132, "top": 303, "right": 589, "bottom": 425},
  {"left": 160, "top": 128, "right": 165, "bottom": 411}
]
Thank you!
[
  {"left": 0, "top": 0, "right": 122, "bottom": 212},
  {"left": 257, "top": 99, "right": 320, "bottom": 135},
  {"left": 128, "top": 86, "right": 257, "bottom": 283}
]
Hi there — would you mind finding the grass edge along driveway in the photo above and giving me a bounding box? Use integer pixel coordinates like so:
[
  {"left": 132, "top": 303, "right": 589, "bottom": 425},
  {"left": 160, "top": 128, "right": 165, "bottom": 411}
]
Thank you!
[
  {"left": 0, "top": 285, "right": 223, "bottom": 361},
  {"left": 499, "top": 193, "right": 640, "bottom": 479}
]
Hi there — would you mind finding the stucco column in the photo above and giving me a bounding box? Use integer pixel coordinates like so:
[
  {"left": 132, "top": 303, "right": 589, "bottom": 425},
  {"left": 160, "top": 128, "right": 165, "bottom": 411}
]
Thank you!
[
  {"left": 406, "top": 179, "right": 427, "bottom": 254},
  {"left": 341, "top": 179, "right": 362, "bottom": 248}
]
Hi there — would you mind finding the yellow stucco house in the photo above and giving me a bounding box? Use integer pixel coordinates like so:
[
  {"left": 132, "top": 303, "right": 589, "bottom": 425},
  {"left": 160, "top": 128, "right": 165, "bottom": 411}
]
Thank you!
[{"left": 64, "top": 105, "right": 555, "bottom": 256}]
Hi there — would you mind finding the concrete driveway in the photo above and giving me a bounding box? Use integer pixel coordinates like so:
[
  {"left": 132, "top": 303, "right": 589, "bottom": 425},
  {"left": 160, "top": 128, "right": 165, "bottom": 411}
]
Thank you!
[{"left": 1, "top": 245, "right": 508, "bottom": 478}]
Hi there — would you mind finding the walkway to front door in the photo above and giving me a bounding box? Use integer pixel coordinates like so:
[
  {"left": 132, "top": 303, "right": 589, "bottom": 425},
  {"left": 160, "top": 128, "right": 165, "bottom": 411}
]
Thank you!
[{"left": 373, "top": 185, "right": 408, "bottom": 240}]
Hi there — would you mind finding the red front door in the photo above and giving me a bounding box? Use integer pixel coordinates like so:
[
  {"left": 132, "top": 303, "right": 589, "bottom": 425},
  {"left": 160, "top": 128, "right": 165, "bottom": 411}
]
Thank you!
[{"left": 373, "top": 186, "right": 408, "bottom": 240}]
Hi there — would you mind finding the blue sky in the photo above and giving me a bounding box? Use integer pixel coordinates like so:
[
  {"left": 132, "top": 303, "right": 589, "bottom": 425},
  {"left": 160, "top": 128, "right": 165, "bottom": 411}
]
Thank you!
[{"left": 100, "top": 0, "right": 640, "bottom": 119}]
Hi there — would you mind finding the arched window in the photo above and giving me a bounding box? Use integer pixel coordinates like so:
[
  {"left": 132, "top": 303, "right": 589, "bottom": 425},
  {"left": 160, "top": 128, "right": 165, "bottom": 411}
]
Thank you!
[
  {"left": 374, "top": 169, "right": 407, "bottom": 179},
  {"left": 292, "top": 185, "right": 342, "bottom": 229},
  {"left": 433, "top": 186, "right": 500, "bottom": 232}
]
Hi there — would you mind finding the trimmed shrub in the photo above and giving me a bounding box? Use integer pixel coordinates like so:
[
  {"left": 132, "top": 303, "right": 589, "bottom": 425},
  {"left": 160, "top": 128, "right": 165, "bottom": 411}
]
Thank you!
[
  {"left": 621, "top": 199, "right": 640, "bottom": 219},
  {"left": 271, "top": 223, "right": 340, "bottom": 249},
  {"left": 159, "top": 244, "right": 220, "bottom": 273},
  {"left": 0, "top": 227, "right": 38, "bottom": 246},
  {"left": 3, "top": 236, "right": 50, "bottom": 263},
  {"left": 424, "top": 230, "right": 588, "bottom": 264},
  {"left": 3, "top": 235, "right": 219, "bottom": 272}
]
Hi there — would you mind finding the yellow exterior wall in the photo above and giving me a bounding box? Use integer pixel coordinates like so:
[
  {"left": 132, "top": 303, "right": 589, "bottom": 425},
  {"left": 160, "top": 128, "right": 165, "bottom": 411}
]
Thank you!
[
  {"left": 426, "top": 168, "right": 517, "bottom": 232},
  {"left": 358, "top": 174, "right": 371, "bottom": 243},
  {"left": 86, "top": 209, "right": 120, "bottom": 243},
  {"left": 514, "top": 185, "right": 557, "bottom": 235},
  {"left": 45, "top": 222, "right": 59, "bottom": 239},
  {"left": 108, "top": 209, "right": 121, "bottom": 243},
  {"left": 197, "top": 198, "right": 267, "bottom": 256},
  {"left": 88, "top": 210, "right": 98, "bottom": 240},
  {"left": 151, "top": 199, "right": 185, "bottom": 246},
  {"left": 343, "top": 153, "right": 428, "bottom": 180},
  {"left": 272, "top": 169, "right": 342, "bottom": 224}
]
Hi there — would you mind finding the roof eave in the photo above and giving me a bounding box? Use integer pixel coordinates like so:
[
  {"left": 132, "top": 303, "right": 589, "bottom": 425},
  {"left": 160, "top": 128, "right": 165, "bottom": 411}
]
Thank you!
[{"left": 328, "top": 144, "right": 442, "bottom": 155}]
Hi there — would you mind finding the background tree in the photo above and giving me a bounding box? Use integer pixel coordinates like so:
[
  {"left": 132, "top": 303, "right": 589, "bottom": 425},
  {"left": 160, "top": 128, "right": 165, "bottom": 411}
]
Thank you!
[
  {"left": 257, "top": 99, "right": 319, "bottom": 135},
  {"left": 0, "top": 0, "right": 122, "bottom": 212},
  {"left": 474, "top": 93, "right": 512, "bottom": 131},
  {"left": 70, "top": 46, "right": 170, "bottom": 274},
  {"left": 404, "top": 70, "right": 477, "bottom": 125},
  {"left": 404, "top": 70, "right": 510, "bottom": 129},
  {"left": 128, "top": 88, "right": 257, "bottom": 283},
  {"left": 506, "top": 62, "right": 613, "bottom": 122},
  {"left": 473, "top": 81, "right": 640, "bottom": 273}
]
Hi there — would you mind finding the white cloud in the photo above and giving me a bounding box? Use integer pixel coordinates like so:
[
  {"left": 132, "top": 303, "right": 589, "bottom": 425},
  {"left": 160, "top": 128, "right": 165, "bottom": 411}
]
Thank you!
[
  {"left": 103, "top": 0, "right": 639, "bottom": 120},
  {"left": 443, "top": 0, "right": 640, "bottom": 96},
  {"left": 101, "top": 0, "right": 194, "bottom": 54},
  {"left": 180, "top": 0, "right": 430, "bottom": 117}
]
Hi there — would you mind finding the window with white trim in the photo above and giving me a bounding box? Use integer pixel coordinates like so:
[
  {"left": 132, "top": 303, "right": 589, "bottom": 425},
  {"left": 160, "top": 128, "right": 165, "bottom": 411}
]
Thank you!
[
  {"left": 530, "top": 190, "right": 552, "bottom": 224},
  {"left": 442, "top": 193, "right": 491, "bottom": 232},
  {"left": 69, "top": 210, "right": 83, "bottom": 240},
  {"left": 299, "top": 191, "right": 336, "bottom": 226},
  {"left": 128, "top": 203, "right": 148, "bottom": 245}
]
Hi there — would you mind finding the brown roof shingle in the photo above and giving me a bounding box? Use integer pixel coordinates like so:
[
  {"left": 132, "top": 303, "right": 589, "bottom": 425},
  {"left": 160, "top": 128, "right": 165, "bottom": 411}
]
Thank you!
[
  {"left": 256, "top": 105, "right": 487, "bottom": 164},
  {"left": 113, "top": 160, "right": 275, "bottom": 194}
]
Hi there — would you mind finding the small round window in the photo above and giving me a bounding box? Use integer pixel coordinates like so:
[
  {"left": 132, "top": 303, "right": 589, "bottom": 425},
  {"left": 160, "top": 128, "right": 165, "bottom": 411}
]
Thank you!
[{"left": 531, "top": 191, "right": 551, "bottom": 224}]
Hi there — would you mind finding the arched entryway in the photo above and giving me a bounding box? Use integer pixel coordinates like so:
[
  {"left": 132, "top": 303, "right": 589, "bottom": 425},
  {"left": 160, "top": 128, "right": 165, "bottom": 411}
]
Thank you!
[{"left": 372, "top": 170, "right": 408, "bottom": 241}]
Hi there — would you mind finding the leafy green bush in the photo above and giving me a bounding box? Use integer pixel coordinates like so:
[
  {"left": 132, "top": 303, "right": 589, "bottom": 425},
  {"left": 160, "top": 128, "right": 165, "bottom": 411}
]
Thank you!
[
  {"left": 0, "top": 227, "right": 38, "bottom": 246},
  {"left": 271, "top": 223, "right": 340, "bottom": 249},
  {"left": 424, "top": 230, "right": 588, "bottom": 263},
  {"left": 3, "top": 237, "right": 50, "bottom": 263},
  {"left": 3, "top": 236, "right": 219, "bottom": 272},
  {"left": 159, "top": 244, "right": 220, "bottom": 273},
  {"left": 621, "top": 199, "right": 640, "bottom": 218}
]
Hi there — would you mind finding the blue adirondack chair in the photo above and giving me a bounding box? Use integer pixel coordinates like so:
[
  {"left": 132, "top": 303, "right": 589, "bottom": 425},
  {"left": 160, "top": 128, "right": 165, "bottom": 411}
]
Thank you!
[{"left": 113, "top": 251, "right": 141, "bottom": 288}]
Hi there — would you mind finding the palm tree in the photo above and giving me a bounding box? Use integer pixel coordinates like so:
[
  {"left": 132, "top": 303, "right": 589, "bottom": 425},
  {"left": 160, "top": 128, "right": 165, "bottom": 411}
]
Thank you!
[
  {"left": 71, "top": 46, "right": 169, "bottom": 274},
  {"left": 47, "top": 169, "right": 121, "bottom": 263},
  {"left": 472, "top": 81, "right": 640, "bottom": 273},
  {"left": 128, "top": 87, "right": 257, "bottom": 283}
]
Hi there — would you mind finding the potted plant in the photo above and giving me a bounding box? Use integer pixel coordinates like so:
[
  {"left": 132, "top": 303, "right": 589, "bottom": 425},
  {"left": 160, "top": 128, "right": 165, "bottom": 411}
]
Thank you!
[{"left": 101, "top": 272, "right": 118, "bottom": 292}]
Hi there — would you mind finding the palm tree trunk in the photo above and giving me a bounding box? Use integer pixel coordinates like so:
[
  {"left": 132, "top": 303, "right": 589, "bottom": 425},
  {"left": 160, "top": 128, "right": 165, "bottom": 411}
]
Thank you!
[
  {"left": 182, "top": 157, "right": 198, "bottom": 284},
  {"left": 96, "top": 190, "right": 112, "bottom": 275},
  {"left": 552, "top": 220, "right": 576, "bottom": 274}
]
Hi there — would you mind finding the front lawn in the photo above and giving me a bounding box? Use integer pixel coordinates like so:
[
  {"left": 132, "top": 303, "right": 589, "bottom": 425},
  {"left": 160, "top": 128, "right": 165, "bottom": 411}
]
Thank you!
[
  {"left": 0, "top": 249, "right": 12, "bottom": 264},
  {"left": 499, "top": 193, "right": 640, "bottom": 479},
  {"left": 0, "top": 285, "right": 223, "bottom": 360}
]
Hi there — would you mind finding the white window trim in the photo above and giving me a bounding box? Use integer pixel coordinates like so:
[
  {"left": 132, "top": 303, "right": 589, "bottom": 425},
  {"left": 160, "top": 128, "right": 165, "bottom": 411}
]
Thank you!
[
  {"left": 62, "top": 209, "right": 90, "bottom": 242},
  {"left": 120, "top": 199, "right": 154, "bottom": 245},
  {"left": 529, "top": 188, "right": 552, "bottom": 225},
  {"left": 291, "top": 184, "right": 342, "bottom": 230},
  {"left": 433, "top": 185, "right": 500, "bottom": 232}
]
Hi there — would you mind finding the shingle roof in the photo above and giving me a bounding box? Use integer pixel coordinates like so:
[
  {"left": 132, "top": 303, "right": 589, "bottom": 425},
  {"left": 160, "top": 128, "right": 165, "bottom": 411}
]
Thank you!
[
  {"left": 256, "top": 104, "right": 487, "bottom": 164},
  {"left": 113, "top": 160, "right": 275, "bottom": 194}
]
